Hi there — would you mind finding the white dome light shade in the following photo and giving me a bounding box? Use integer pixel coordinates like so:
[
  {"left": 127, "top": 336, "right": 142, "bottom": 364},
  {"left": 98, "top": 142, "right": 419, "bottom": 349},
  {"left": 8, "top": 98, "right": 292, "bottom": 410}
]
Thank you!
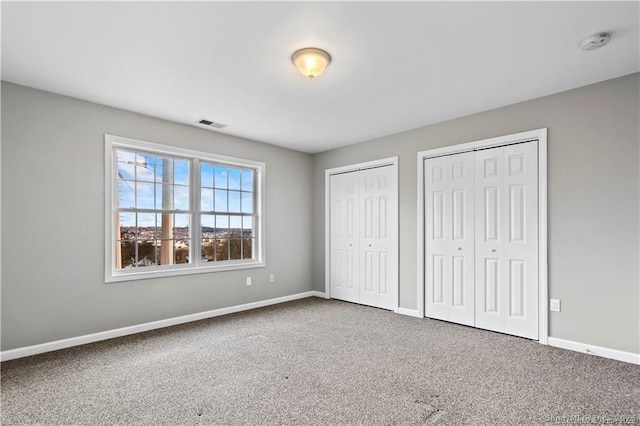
[{"left": 292, "top": 48, "right": 331, "bottom": 80}]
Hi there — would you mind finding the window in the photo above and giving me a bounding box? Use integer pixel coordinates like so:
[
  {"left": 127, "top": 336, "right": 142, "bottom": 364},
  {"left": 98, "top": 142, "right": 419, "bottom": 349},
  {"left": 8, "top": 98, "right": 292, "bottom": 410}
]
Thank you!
[{"left": 105, "top": 134, "right": 264, "bottom": 282}]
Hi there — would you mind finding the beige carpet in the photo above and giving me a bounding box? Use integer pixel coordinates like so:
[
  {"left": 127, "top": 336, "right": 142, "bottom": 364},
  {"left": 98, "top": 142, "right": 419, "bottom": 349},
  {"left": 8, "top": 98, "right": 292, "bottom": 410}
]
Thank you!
[{"left": 2, "top": 298, "right": 639, "bottom": 425}]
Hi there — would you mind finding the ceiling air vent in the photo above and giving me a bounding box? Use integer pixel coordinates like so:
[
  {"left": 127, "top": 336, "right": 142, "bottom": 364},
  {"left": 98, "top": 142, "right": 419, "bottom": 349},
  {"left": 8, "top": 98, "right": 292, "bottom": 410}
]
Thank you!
[{"left": 197, "top": 118, "right": 228, "bottom": 129}]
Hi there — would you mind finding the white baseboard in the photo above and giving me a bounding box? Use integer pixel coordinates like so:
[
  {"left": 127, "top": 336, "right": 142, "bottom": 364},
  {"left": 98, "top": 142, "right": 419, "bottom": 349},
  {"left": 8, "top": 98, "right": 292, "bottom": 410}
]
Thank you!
[
  {"left": 310, "top": 291, "right": 328, "bottom": 299},
  {"left": 548, "top": 337, "right": 639, "bottom": 365},
  {"left": 1, "top": 291, "right": 321, "bottom": 362},
  {"left": 398, "top": 307, "right": 422, "bottom": 318}
]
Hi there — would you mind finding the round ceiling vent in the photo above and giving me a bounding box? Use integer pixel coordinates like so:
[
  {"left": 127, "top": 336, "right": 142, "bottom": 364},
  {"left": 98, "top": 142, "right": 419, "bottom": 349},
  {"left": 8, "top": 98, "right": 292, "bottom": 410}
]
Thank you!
[{"left": 581, "top": 33, "right": 611, "bottom": 51}]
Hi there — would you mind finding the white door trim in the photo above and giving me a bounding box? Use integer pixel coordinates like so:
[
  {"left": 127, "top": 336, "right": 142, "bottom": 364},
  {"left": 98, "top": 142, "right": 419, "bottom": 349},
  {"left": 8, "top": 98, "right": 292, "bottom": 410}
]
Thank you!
[
  {"left": 325, "top": 156, "right": 399, "bottom": 312},
  {"left": 417, "top": 129, "right": 548, "bottom": 344}
]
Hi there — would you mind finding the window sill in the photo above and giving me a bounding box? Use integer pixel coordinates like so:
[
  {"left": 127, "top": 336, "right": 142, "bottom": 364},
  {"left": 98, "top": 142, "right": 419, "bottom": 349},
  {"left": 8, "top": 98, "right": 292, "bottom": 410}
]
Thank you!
[{"left": 105, "top": 260, "right": 265, "bottom": 283}]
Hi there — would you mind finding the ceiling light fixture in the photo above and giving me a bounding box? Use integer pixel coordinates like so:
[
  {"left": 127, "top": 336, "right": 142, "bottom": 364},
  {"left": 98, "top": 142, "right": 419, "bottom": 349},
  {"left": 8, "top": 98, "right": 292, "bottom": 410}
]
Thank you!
[{"left": 291, "top": 48, "right": 331, "bottom": 80}]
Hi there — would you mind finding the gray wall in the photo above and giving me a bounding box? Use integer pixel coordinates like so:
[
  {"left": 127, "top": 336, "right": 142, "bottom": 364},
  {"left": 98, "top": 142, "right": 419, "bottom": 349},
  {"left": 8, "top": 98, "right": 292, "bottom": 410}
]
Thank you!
[
  {"left": 3, "top": 74, "right": 639, "bottom": 356},
  {"left": 1, "top": 82, "right": 313, "bottom": 351},
  {"left": 312, "top": 73, "right": 640, "bottom": 354}
]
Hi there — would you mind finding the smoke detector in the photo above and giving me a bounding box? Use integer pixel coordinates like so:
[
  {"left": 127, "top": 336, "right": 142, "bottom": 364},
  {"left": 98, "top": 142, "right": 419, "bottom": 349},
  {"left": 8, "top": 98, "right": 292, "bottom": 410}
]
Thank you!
[
  {"left": 581, "top": 33, "right": 611, "bottom": 51},
  {"left": 197, "top": 118, "right": 228, "bottom": 130}
]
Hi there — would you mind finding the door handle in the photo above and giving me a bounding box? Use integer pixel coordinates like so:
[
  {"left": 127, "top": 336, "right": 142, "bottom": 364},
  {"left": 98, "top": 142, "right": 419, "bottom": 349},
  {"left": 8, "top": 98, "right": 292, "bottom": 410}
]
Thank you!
[
  {"left": 457, "top": 247, "right": 462, "bottom": 251},
  {"left": 491, "top": 248, "right": 497, "bottom": 252}
]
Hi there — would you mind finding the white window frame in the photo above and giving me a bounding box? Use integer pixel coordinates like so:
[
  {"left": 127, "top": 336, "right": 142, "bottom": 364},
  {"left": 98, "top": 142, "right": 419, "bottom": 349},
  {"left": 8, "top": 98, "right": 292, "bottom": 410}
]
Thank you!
[{"left": 105, "top": 134, "right": 265, "bottom": 283}]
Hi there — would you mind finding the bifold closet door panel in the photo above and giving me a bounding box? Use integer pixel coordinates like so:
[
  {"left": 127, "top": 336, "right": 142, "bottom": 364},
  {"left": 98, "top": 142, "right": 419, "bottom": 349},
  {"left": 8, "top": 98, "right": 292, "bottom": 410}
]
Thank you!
[
  {"left": 359, "top": 166, "right": 397, "bottom": 310},
  {"left": 448, "top": 153, "right": 475, "bottom": 325},
  {"left": 424, "top": 152, "right": 475, "bottom": 325},
  {"left": 474, "top": 142, "right": 538, "bottom": 339},
  {"left": 330, "top": 172, "right": 360, "bottom": 304},
  {"left": 502, "top": 142, "right": 539, "bottom": 339},
  {"left": 425, "top": 156, "right": 450, "bottom": 321},
  {"left": 474, "top": 147, "right": 506, "bottom": 333}
]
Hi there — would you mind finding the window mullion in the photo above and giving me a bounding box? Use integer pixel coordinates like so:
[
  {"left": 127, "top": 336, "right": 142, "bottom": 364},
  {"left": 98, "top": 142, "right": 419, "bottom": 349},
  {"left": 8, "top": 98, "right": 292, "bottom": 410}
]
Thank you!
[{"left": 192, "top": 158, "right": 202, "bottom": 266}]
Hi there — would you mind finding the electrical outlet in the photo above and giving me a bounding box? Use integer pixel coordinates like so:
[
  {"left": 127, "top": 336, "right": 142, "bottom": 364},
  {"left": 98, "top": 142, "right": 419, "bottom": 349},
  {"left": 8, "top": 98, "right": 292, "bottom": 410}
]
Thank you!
[
  {"left": 550, "top": 299, "right": 561, "bottom": 312},
  {"left": 246, "top": 277, "right": 252, "bottom": 286},
  {"left": 269, "top": 274, "right": 275, "bottom": 283}
]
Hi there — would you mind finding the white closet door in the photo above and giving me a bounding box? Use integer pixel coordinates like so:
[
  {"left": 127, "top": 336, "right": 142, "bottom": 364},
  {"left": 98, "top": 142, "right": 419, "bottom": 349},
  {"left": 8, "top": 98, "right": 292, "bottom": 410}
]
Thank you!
[
  {"left": 330, "top": 172, "right": 359, "bottom": 304},
  {"left": 475, "top": 142, "right": 538, "bottom": 339},
  {"left": 503, "top": 142, "right": 538, "bottom": 338},
  {"left": 425, "top": 157, "right": 450, "bottom": 320},
  {"left": 359, "top": 166, "right": 397, "bottom": 310},
  {"left": 424, "top": 153, "right": 475, "bottom": 325},
  {"left": 447, "top": 153, "right": 476, "bottom": 325}
]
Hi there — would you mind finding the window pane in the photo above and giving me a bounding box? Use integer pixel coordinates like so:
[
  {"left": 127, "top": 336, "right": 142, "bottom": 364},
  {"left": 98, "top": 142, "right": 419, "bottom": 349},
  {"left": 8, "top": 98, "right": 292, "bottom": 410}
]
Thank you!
[
  {"left": 157, "top": 212, "right": 174, "bottom": 240},
  {"left": 117, "top": 149, "right": 135, "bottom": 163},
  {"left": 242, "top": 239, "right": 253, "bottom": 259},
  {"left": 174, "top": 159, "right": 189, "bottom": 185},
  {"left": 201, "top": 188, "right": 213, "bottom": 211},
  {"left": 117, "top": 212, "right": 136, "bottom": 240},
  {"left": 174, "top": 185, "right": 189, "bottom": 210},
  {"left": 241, "top": 170, "right": 253, "bottom": 192},
  {"left": 215, "top": 215, "right": 229, "bottom": 238},
  {"left": 174, "top": 214, "right": 190, "bottom": 265},
  {"left": 118, "top": 180, "right": 136, "bottom": 208},
  {"left": 215, "top": 189, "right": 228, "bottom": 212},
  {"left": 200, "top": 188, "right": 213, "bottom": 212},
  {"left": 215, "top": 239, "right": 229, "bottom": 261},
  {"left": 229, "top": 239, "right": 242, "bottom": 260},
  {"left": 174, "top": 214, "right": 190, "bottom": 237},
  {"left": 136, "top": 241, "right": 157, "bottom": 267},
  {"left": 201, "top": 214, "right": 215, "bottom": 262},
  {"left": 202, "top": 240, "right": 215, "bottom": 261},
  {"left": 241, "top": 192, "right": 253, "bottom": 213},
  {"left": 228, "top": 169, "right": 241, "bottom": 190},
  {"left": 137, "top": 213, "right": 156, "bottom": 239},
  {"left": 136, "top": 182, "right": 154, "bottom": 209},
  {"left": 156, "top": 183, "right": 177, "bottom": 210},
  {"left": 157, "top": 157, "right": 173, "bottom": 183},
  {"left": 230, "top": 216, "right": 241, "bottom": 237},
  {"left": 214, "top": 167, "right": 227, "bottom": 189},
  {"left": 136, "top": 154, "right": 156, "bottom": 182},
  {"left": 201, "top": 163, "right": 214, "bottom": 188},
  {"left": 157, "top": 240, "right": 173, "bottom": 265},
  {"left": 154, "top": 156, "right": 163, "bottom": 182},
  {"left": 175, "top": 240, "right": 189, "bottom": 264},
  {"left": 118, "top": 241, "right": 136, "bottom": 269},
  {"left": 201, "top": 214, "right": 214, "bottom": 231},
  {"left": 117, "top": 150, "right": 136, "bottom": 180},
  {"left": 242, "top": 216, "right": 253, "bottom": 237},
  {"left": 228, "top": 191, "right": 241, "bottom": 212}
]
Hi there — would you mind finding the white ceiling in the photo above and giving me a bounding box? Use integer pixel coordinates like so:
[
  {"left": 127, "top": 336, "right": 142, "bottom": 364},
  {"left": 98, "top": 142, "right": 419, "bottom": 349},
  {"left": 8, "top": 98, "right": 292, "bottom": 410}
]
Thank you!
[{"left": 2, "top": 2, "right": 639, "bottom": 153}]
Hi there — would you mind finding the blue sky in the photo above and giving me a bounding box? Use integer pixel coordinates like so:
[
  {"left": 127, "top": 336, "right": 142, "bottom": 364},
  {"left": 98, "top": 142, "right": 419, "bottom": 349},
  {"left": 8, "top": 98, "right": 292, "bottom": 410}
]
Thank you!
[{"left": 116, "top": 149, "right": 254, "bottom": 230}]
